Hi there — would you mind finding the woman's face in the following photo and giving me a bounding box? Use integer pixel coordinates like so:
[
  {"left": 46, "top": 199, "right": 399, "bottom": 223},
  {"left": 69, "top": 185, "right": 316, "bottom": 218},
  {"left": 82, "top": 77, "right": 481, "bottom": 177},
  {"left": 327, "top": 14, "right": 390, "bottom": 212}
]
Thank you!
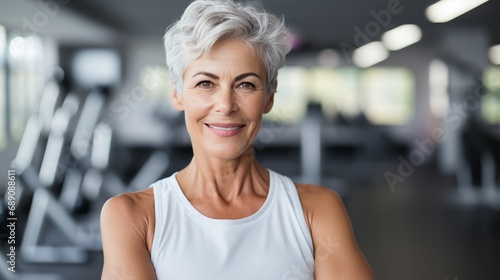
[{"left": 172, "top": 39, "right": 274, "bottom": 160}]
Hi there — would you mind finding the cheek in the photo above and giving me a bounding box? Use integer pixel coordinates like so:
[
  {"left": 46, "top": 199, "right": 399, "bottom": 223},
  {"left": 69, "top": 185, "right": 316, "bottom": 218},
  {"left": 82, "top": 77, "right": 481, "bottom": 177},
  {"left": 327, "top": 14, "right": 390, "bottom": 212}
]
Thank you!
[
  {"left": 183, "top": 95, "right": 212, "bottom": 118},
  {"left": 240, "top": 97, "right": 267, "bottom": 119}
]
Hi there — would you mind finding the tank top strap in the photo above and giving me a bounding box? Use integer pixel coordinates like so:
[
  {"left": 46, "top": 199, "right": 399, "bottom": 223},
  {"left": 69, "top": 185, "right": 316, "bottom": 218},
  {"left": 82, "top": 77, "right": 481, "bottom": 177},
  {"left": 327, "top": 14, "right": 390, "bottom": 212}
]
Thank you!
[{"left": 270, "top": 171, "right": 314, "bottom": 253}]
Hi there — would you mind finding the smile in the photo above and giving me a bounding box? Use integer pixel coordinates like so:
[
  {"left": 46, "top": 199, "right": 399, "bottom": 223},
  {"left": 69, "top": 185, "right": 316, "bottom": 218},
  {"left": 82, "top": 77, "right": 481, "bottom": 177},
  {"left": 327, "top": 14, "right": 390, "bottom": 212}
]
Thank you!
[
  {"left": 205, "top": 123, "right": 246, "bottom": 137},
  {"left": 206, "top": 124, "right": 245, "bottom": 131}
]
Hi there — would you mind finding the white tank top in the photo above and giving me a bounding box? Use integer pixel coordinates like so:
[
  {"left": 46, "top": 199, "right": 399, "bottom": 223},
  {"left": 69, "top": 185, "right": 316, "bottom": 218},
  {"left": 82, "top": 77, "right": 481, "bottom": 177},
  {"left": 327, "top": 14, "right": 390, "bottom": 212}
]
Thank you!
[{"left": 150, "top": 169, "right": 315, "bottom": 280}]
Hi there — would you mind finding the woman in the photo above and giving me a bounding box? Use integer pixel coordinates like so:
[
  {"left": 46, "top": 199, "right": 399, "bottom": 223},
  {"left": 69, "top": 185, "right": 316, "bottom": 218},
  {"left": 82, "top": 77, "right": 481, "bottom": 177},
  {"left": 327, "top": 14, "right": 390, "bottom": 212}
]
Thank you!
[{"left": 100, "top": 0, "right": 374, "bottom": 279}]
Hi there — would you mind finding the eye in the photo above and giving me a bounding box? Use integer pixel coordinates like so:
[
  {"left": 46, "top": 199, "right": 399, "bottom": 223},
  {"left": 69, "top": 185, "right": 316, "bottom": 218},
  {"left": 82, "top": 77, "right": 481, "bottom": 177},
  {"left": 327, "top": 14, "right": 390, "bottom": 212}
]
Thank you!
[
  {"left": 196, "top": 81, "right": 214, "bottom": 88},
  {"left": 236, "top": 82, "right": 256, "bottom": 91}
]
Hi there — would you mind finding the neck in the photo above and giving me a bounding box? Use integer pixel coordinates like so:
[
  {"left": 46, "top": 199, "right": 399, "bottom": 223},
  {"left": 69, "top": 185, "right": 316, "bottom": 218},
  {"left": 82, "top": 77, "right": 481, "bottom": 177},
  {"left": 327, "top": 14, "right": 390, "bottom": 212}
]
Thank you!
[{"left": 177, "top": 148, "right": 269, "bottom": 203}]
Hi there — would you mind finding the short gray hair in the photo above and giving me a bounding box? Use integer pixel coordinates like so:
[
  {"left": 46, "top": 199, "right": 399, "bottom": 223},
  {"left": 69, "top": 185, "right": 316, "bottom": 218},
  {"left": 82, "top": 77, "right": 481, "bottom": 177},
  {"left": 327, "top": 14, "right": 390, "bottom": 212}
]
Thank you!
[{"left": 163, "top": 0, "right": 291, "bottom": 95}]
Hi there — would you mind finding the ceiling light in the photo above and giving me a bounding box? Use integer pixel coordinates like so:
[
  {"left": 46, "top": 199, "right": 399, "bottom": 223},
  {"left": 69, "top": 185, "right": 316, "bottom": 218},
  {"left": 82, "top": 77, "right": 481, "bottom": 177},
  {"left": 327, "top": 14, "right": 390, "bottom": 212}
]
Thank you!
[
  {"left": 382, "top": 24, "right": 422, "bottom": 51},
  {"left": 426, "top": 0, "right": 489, "bottom": 23},
  {"left": 353, "top": 41, "right": 389, "bottom": 68},
  {"left": 489, "top": 45, "right": 500, "bottom": 65}
]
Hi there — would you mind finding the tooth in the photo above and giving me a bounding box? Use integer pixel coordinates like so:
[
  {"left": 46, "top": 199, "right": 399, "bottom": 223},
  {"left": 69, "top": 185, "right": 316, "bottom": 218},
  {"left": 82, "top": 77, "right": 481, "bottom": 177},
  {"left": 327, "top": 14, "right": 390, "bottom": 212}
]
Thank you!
[{"left": 209, "top": 125, "right": 241, "bottom": 131}]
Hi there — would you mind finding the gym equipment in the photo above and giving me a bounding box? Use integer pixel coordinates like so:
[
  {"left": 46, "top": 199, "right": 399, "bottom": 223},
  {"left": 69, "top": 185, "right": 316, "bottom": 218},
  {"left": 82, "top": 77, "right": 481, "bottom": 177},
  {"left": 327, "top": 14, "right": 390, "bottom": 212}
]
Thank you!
[
  {"left": 20, "top": 91, "right": 106, "bottom": 264},
  {"left": 7, "top": 79, "right": 62, "bottom": 205},
  {"left": 0, "top": 254, "right": 63, "bottom": 280},
  {"left": 101, "top": 150, "right": 170, "bottom": 197},
  {"left": 70, "top": 91, "right": 106, "bottom": 161},
  {"left": 38, "top": 93, "right": 80, "bottom": 187},
  {"left": 21, "top": 187, "right": 98, "bottom": 263},
  {"left": 129, "top": 151, "right": 170, "bottom": 192}
]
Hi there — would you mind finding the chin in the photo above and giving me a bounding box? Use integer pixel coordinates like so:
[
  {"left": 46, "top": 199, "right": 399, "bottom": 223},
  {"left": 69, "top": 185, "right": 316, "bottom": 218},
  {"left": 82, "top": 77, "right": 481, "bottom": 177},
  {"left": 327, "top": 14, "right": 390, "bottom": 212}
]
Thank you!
[{"left": 205, "top": 143, "right": 253, "bottom": 161}]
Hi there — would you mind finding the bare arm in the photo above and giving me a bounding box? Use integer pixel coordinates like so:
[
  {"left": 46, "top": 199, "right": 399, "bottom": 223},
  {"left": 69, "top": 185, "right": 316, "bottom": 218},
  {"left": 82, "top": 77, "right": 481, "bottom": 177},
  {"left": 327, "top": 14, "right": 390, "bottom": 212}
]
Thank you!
[
  {"left": 100, "top": 192, "right": 157, "bottom": 280},
  {"left": 298, "top": 185, "right": 374, "bottom": 280}
]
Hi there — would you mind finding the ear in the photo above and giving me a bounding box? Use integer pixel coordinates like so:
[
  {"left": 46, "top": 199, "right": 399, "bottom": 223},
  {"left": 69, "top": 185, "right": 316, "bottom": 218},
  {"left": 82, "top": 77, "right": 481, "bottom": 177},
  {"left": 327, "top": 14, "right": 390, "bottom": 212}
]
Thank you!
[
  {"left": 171, "top": 84, "right": 184, "bottom": 111},
  {"left": 264, "top": 80, "right": 277, "bottom": 114}
]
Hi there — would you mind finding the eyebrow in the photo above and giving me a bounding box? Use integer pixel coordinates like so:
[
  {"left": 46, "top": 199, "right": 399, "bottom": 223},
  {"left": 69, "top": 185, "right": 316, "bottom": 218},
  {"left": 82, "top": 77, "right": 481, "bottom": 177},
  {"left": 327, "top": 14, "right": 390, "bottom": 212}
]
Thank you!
[
  {"left": 191, "top": 72, "right": 262, "bottom": 81},
  {"left": 235, "top": 72, "right": 262, "bottom": 81},
  {"left": 191, "top": 72, "right": 219, "bottom": 79}
]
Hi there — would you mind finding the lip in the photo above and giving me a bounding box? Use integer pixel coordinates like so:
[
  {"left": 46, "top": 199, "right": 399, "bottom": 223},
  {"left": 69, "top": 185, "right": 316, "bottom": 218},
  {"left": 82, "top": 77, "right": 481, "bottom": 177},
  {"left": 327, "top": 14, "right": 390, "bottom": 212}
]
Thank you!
[{"left": 205, "top": 123, "right": 245, "bottom": 137}]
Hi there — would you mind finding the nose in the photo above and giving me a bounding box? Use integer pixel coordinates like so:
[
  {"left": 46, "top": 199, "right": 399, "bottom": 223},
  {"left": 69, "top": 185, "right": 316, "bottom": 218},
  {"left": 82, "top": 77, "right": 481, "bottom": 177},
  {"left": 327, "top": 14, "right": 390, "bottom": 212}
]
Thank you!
[{"left": 213, "top": 86, "right": 238, "bottom": 115}]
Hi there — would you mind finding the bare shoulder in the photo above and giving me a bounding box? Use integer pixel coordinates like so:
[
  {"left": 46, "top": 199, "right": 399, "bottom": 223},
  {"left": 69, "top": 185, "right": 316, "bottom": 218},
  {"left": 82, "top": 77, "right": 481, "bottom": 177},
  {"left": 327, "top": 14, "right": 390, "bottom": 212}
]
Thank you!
[
  {"left": 295, "top": 183, "right": 346, "bottom": 227},
  {"left": 294, "top": 183, "right": 353, "bottom": 246},
  {"left": 100, "top": 188, "right": 157, "bottom": 279},
  {"left": 100, "top": 188, "right": 155, "bottom": 250},
  {"left": 295, "top": 183, "right": 342, "bottom": 204},
  {"left": 102, "top": 188, "right": 155, "bottom": 222}
]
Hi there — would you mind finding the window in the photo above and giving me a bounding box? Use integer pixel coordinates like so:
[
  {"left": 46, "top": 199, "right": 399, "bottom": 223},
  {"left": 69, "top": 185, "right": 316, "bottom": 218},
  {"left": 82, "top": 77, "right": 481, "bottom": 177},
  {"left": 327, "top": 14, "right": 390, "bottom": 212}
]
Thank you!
[
  {"left": 0, "top": 25, "right": 6, "bottom": 149},
  {"left": 7, "top": 34, "right": 45, "bottom": 142},
  {"left": 268, "top": 66, "right": 416, "bottom": 125},
  {"left": 309, "top": 67, "right": 360, "bottom": 121},
  {"left": 0, "top": 29, "right": 47, "bottom": 151},
  {"left": 360, "top": 67, "right": 415, "bottom": 125},
  {"left": 266, "top": 67, "right": 309, "bottom": 123},
  {"left": 482, "top": 67, "right": 500, "bottom": 124}
]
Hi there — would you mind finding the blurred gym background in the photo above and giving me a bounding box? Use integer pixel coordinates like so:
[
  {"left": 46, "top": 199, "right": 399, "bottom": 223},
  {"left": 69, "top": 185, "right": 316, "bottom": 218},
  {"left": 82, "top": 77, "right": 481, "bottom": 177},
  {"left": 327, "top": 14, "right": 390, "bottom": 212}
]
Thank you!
[{"left": 0, "top": 0, "right": 499, "bottom": 279}]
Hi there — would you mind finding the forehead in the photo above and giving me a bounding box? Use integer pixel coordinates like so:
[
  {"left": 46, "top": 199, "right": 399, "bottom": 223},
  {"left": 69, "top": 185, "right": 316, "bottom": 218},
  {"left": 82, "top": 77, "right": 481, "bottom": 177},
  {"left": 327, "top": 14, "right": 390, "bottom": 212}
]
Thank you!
[{"left": 183, "top": 39, "right": 266, "bottom": 79}]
